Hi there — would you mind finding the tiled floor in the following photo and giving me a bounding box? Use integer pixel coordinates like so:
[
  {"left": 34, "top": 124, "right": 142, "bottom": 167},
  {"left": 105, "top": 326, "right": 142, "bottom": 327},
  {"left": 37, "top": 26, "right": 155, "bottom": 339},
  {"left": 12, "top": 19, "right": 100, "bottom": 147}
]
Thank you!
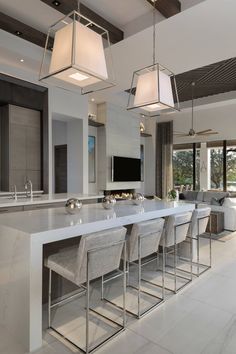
[{"left": 2, "top": 235, "right": 236, "bottom": 354}]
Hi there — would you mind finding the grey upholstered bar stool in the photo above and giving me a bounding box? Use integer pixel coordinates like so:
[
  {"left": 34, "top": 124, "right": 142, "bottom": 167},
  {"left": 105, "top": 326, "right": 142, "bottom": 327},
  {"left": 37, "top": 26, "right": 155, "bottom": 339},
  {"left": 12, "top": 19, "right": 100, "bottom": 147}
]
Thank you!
[
  {"left": 159, "top": 212, "right": 193, "bottom": 293},
  {"left": 190, "top": 207, "right": 211, "bottom": 276},
  {"left": 124, "top": 218, "right": 165, "bottom": 318},
  {"left": 44, "top": 227, "right": 127, "bottom": 354}
]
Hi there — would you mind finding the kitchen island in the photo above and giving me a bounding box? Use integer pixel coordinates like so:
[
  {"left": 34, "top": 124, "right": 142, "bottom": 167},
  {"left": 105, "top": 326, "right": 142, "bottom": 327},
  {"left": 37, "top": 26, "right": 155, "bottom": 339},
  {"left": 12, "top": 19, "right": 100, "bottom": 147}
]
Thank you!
[
  {"left": 0, "top": 193, "right": 103, "bottom": 212},
  {"left": 0, "top": 200, "right": 195, "bottom": 352}
]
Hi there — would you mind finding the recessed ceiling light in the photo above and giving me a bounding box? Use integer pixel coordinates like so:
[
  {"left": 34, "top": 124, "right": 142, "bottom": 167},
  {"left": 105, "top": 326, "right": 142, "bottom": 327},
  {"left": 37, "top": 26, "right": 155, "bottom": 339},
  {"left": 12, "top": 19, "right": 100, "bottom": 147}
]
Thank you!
[
  {"left": 91, "top": 98, "right": 95, "bottom": 102},
  {"left": 15, "top": 31, "right": 22, "bottom": 36},
  {"left": 52, "top": 0, "right": 61, "bottom": 6},
  {"left": 20, "top": 59, "right": 24, "bottom": 62}
]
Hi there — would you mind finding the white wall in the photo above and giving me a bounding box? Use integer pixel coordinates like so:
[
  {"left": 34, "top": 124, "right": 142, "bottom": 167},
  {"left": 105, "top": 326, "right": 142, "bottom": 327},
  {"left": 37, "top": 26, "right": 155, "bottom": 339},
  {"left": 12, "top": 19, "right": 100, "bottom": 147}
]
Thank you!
[
  {"left": 97, "top": 103, "right": 141, "bottom": 191},
  {"left": 67, "top": 119, "right": 84, "bottom": 193},
  {"left": 165, "top": 101, "right": 236, "bottom": 144},
  {"left": 123, "top": 11, "right": 165, "bottom": 39},
  {"left": 48, "top": 87, "right": 88, "bottom": 194}
]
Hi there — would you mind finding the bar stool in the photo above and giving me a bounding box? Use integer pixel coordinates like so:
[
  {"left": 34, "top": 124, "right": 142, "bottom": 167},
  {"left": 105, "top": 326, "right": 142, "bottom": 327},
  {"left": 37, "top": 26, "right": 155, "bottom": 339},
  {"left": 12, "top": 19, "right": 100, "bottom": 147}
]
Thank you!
[
  {"left": 122, "top": 218, "right": 165, "bottom": 318},
  {"left": 159, "top": 212, "right": 193, "bottom": 293},
  {"left": 190, "top": 207, "right": 211, "bottom": 276},
  {"left": 44, "top": 227, "right": 127, "bottom": 354}
]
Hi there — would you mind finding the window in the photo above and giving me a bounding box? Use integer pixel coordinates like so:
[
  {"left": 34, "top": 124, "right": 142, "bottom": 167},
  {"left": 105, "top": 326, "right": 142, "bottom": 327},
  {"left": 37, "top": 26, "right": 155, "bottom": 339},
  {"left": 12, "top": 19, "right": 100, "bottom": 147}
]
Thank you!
[
  {"left": 173, "top": 146, "right": 194, "bottom": 189},
  {"left": 195, "top": 147, "right": 200, "bottom": 190},
  {"left": 207, "top": 140, "right": 236, "bottom": 192},
  {"left": 209, "top": 146, "right": 224, "bottom": 190},
  {"left": 88, "top": 136, "right": 96, "bottom": 183},
  {"left": 226, "top": 142, "right": 236, "bottom": 192},
  {"left": 173, "top": 143, "right": 200, "bottom": 191}
]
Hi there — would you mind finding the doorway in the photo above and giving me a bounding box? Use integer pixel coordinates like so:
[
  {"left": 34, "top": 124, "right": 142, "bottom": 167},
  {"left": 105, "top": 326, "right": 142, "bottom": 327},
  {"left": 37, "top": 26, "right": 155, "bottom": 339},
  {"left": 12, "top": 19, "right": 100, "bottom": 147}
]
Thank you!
[{"left": 55, "top": 144, "right": 67, "bottom": 193}]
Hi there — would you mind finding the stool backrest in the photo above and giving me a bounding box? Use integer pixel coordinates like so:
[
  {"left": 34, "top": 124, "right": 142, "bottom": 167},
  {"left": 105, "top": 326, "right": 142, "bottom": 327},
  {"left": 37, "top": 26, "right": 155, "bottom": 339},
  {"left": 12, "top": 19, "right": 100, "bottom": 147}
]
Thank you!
[
  {"left": 161, "top": 212, "right": 192, "bottom": 248},
  {"left": 75, "top": 227, "right": 126, "bottom": 284},
  {"left": 128, "top": 218, "right": 165, "bottom": 262},
  {"left": 191, "top": 207, "right": 211, "bottom": 237}
]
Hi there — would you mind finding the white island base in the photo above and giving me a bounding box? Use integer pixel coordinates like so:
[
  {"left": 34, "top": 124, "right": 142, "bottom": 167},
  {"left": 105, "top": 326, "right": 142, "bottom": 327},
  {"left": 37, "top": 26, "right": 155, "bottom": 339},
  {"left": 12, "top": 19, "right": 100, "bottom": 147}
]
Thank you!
[{"left": 0, "top": 200, "right": 194, "bottom": 352}]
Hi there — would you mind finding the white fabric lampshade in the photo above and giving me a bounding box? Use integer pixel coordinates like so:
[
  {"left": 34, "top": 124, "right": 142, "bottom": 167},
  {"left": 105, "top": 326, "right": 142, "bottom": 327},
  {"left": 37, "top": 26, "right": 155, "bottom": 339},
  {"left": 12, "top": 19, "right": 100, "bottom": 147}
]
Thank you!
[
  {"left": 134, "top": 69, "right": 174, "bottom": 111},
  {"left": 49, "top": 21, "right": 108, "bottom": 87}
]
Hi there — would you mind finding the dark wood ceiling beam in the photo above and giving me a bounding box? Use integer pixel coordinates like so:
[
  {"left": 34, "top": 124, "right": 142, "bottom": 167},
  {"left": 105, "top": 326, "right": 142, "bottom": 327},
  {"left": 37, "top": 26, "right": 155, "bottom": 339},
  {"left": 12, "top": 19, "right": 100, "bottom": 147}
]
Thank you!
[
  {"left": 0, "top": 11, "right": 53, "bottom": 49},
  {"left": 40, "top": 0, "right": 124, "bottom": 44},
  {"left": 146, "top": 0, "right": 181, "bottom": 18}
]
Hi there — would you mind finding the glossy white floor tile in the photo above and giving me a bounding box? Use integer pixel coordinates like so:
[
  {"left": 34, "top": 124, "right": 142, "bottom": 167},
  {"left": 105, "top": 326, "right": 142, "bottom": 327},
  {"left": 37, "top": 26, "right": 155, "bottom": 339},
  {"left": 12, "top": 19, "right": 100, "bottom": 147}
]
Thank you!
[{"left": 2, "top": 236, "right": 236, "bottom": 354}]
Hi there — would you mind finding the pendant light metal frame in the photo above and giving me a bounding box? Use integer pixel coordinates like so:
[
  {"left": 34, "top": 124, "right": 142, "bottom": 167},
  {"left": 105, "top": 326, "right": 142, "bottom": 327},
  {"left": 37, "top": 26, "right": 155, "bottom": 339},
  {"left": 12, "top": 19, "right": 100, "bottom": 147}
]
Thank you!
[
  {"left": 39, "top": 4, "right": 116, "bottom": 95},
  {"left": 126, "top": 0, "right": 180, "bottom": 116}
]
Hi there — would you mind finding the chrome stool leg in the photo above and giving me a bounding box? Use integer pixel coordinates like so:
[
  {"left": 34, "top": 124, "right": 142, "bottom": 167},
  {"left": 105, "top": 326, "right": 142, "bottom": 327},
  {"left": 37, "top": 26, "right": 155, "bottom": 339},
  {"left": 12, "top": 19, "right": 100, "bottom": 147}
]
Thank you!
[
  {"left": 48, "top": 269, "right": 52, "bottom": 329},
  {"left": 164, "top": 221, "right": 193, "bottom": 293}
]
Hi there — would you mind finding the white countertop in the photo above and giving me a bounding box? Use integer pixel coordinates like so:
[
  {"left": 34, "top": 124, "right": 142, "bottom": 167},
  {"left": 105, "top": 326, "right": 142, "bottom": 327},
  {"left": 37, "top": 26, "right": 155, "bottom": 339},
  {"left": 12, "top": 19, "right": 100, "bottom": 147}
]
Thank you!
[
  {"left": 0, "top": 193, "right": 103, "bottom": 208},
  {"left": 0, "top": 200, "right": 195, "bottom": 243}
]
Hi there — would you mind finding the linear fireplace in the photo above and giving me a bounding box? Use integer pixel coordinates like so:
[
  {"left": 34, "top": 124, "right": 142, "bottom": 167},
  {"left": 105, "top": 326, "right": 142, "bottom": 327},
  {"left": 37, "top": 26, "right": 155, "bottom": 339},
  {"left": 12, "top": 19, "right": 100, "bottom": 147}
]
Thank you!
[{"left": 104, "top": 189, "right": 136, "bottom": 200}]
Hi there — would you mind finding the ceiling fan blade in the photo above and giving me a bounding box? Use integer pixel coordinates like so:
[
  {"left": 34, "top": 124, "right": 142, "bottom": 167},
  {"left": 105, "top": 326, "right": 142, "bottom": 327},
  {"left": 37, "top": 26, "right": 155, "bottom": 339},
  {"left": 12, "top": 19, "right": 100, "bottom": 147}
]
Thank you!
[
  {"left": 175, "top": 134, "right": 190, "bottom": 137},
  {"left": 197, "top": 132, "right": 219, "bottom": 136},
  {"left": 196, "top": 129, "right": 212, "bottom": 134}
]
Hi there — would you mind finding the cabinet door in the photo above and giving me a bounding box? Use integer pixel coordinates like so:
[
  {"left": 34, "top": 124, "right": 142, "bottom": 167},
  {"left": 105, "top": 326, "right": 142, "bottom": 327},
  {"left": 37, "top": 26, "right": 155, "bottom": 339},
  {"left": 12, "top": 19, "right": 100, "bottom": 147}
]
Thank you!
[
  {"left": 9, "top": 123, "right": 27, "bottom": 170},
  {"left": 26, "top": 126, "right": 41, "bottom": 171},
  {"left": 0, "top": 206, "right": 24, "bottom": 213}
]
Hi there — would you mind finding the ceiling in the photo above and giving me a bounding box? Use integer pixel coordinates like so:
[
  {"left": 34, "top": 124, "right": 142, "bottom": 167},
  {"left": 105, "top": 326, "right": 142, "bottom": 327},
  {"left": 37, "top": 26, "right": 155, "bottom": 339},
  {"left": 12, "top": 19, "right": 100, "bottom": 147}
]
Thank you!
[
  {"left": 1, "top": 0, "right": 236, "bottom": 112},
  {"left": 176, "top": 57, "right": 236, "bottom": 102},
  {"left": 0, "top": 0, "right": 62, "bottom": 34},
  {"left": 127, "top": 56, "right": 236, "bottom": 103},
  {"left": 82, "top": 0, "right": 152, "bottom": 28},
  {"left": 0, "top": 0, "right": 205, "bottom": 38}
]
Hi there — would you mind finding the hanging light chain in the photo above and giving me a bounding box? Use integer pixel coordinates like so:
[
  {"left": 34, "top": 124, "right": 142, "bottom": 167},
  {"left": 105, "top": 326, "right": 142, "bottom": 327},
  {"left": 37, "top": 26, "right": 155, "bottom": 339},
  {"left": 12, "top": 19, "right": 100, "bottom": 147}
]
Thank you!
[
  {"left": 153, "top": 0, "right": 156, "bottom": 65},
  {"left": 77, "top": 0, "right": 81, "bottom": 12},
  {"left": 191, "top": 82, "right": 195, "bottom": 129}
]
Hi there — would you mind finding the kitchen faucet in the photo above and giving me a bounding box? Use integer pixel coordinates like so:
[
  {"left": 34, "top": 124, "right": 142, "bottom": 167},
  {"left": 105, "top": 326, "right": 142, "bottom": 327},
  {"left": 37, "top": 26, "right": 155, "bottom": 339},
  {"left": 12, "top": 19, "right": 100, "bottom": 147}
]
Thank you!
[
  {"left": 11, "top": 185, "right": 17, "bottom": 201},
  {"left": 24, "top": 179, "right": 33, "bottom": 199}
]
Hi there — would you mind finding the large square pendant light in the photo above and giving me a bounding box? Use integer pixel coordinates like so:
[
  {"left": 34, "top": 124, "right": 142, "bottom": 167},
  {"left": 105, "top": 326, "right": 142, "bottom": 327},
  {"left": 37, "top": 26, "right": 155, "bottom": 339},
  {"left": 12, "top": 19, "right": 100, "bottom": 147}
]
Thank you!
[
  {"left": 127, "top": 1, "right": 179, "bottom": 116},
  {"left": 39, "top": 6, "right": 115, "bottom": 94}
]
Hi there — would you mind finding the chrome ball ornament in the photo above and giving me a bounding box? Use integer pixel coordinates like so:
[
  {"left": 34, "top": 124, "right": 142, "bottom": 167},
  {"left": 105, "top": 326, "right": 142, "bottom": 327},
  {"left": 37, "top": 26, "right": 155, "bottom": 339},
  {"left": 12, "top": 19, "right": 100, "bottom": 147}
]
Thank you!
[
  {"left": 132, "top": 193, "right": 145, "bottom": 205},
  {"left": 102, "top": 196, "right": 116, "bottom": 210},
  {"left": 65, "top": 198, "right": 82, "bottom": 214}
]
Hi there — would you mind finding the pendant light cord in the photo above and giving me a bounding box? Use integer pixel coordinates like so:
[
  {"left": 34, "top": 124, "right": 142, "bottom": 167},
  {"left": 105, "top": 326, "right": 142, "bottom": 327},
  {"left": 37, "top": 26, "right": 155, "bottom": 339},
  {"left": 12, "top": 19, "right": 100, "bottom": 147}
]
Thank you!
[
  {"left": 77, "top": 0, "right": 81, "bottom": 12},
  {"left": 191, "top": 82, "right": 195, "bottom": 129},
  {"left": 153, "top": 0, "right": 156, "bottom": 65}
]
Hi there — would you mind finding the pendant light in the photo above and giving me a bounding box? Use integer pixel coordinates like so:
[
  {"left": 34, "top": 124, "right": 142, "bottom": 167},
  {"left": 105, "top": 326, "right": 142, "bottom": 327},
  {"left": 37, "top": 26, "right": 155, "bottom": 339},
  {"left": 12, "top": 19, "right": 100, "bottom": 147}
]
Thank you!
[
  {"left": 39, "top": 0, "right": 115, "bottom": 94},
  {"left": 127, "top": 0, "right": 180, "bottom": 116}
]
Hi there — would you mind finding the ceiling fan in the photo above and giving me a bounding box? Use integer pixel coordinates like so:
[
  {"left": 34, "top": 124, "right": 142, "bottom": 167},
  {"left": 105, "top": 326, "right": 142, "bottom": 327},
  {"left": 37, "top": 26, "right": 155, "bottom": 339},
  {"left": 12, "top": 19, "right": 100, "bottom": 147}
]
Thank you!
[{"left": 174, "top": 82, "right": 219, "bottom": 138}]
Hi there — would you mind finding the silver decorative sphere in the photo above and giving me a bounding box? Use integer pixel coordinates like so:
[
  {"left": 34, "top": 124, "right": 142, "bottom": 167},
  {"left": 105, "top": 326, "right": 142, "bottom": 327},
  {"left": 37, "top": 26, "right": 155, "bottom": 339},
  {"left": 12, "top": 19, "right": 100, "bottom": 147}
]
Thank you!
[
  {"left": 102, "top": 196, "right": 116, "bottom": 210},
  {"left": 65, "top": 198, "right": 82, "bottom": 214},
  {"left": 132, "top": 193, "right": 145, "bottom": 205}
]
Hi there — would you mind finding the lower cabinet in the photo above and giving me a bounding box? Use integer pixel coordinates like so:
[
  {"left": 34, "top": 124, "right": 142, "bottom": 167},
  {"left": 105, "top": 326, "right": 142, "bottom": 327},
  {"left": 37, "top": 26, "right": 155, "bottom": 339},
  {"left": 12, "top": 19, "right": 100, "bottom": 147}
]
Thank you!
[
  {"left": 0, "top": 206, "right": 24, "bottom": 213},
  {"left": 23, "top": 202, "right": 65, "bottom": 211}
]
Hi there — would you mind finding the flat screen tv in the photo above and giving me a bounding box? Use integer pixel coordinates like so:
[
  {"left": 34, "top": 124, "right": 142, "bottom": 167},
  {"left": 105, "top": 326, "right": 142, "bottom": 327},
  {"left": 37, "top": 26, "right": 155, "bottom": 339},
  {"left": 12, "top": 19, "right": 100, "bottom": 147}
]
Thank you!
[{"left": 112, "top": 156, "right": 141, "bottom": 182}]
